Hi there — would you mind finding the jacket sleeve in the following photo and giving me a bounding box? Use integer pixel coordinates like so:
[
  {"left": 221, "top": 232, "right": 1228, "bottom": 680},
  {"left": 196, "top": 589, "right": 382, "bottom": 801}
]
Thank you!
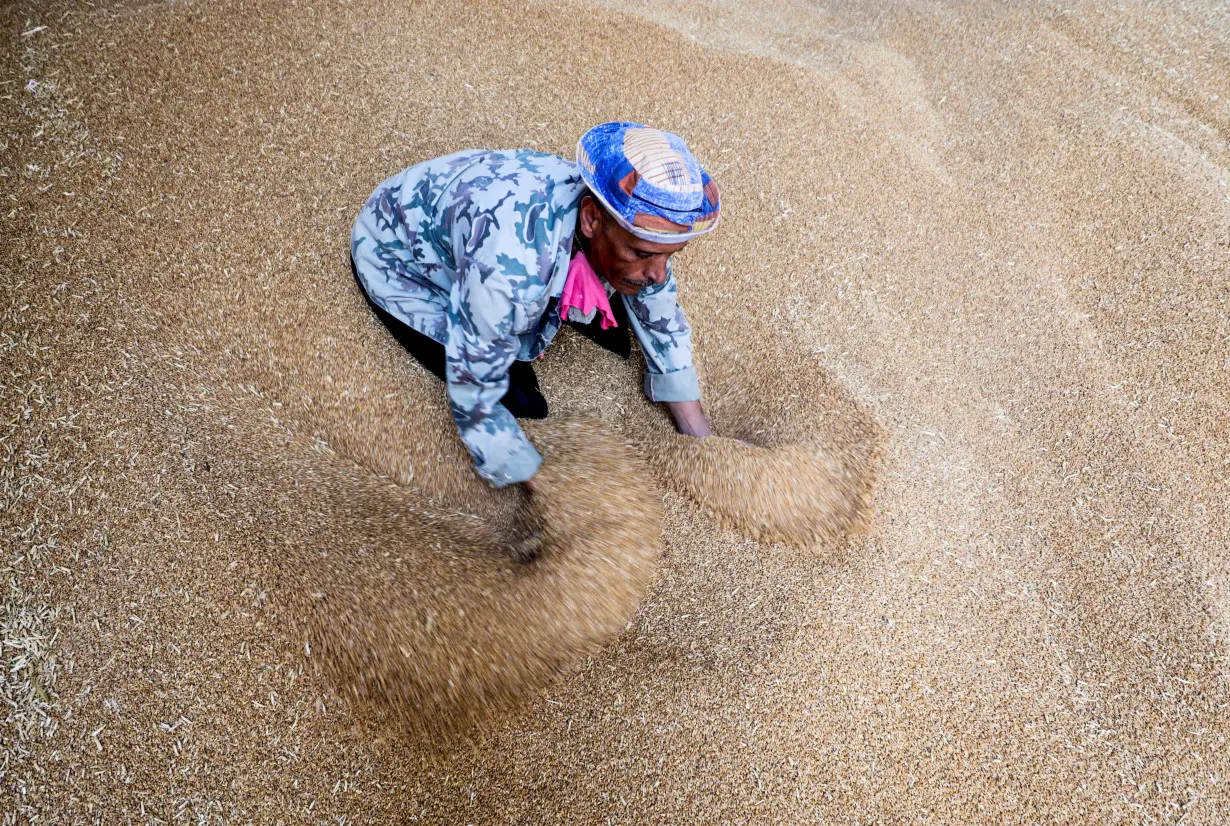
[
  {"left": 443, "top": 251, "right": 542, "bottom": 488},
  {"left": 621, "top": 261, "right": 701, "bottom": 403}
]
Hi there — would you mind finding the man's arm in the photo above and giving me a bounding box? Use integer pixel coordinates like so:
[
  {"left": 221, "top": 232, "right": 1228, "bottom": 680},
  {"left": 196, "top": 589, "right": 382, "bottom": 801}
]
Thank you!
[
  {"left": 665, "top": 399, "right": 712, "bottom": 438},
  {"left": 444, "top": 260, "right": 542, "bottom": 488},
  {"left": 441, "top": 162, "right": 559, "bottom": 489},
  {"left": 621, "top": 263, "right": 705, "bottom": 415}
]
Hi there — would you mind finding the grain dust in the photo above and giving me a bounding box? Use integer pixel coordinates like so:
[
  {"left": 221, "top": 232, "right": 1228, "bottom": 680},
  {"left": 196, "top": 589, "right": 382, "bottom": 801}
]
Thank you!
[{"left": 276, "top": 417, "right": 663, "bottom": 738}]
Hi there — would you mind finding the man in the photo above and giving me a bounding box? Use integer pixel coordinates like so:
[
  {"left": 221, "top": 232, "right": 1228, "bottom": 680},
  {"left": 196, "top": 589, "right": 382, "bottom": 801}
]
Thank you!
[{"left": 350, "top": 122, "right": 720, "bottom": 492}]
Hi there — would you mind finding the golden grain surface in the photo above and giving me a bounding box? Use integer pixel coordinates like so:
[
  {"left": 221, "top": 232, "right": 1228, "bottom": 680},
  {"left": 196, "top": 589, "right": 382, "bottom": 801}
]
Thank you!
[{"left": 3, "top": 0, "right": 1228, "bottom": 823}]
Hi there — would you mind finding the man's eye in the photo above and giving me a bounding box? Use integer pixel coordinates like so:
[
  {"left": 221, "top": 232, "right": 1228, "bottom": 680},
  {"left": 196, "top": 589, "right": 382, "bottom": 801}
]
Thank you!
[{"left": 634, "top": 250, "right": 653, "bottom": 259}]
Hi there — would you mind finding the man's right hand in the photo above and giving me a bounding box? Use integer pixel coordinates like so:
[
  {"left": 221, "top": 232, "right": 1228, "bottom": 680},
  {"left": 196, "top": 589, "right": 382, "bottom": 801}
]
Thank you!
[{"left": 508, "top": 476, "right": 542, "bottom": 562}]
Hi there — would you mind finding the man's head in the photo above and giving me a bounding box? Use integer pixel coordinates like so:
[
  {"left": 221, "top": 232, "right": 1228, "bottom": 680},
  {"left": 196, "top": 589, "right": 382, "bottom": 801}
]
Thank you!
[
  {"left": 578, "top": 195, "right": 687, "bottom": 295},
  {"left": 575, "top": 122, "right": 721, "bottom": 294}
]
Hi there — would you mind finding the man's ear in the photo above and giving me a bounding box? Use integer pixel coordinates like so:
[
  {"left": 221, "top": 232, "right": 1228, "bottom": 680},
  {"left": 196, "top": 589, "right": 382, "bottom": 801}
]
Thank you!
[{"left": 579, "top": 196, "right": 601, "bottom": 240}]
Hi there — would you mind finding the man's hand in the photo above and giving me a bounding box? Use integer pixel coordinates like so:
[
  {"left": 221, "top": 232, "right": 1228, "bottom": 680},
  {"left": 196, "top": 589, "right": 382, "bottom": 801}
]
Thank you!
[
  {"left": 664, "top": 400, "right": 712, "bottom": 438},
  {"left": 508, "top": 476, "right": 542, "bottom": 563}
]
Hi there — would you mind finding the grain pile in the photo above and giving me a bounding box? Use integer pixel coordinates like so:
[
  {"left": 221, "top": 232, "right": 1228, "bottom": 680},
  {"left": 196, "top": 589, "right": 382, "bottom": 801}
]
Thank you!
[
  {"left": 647, "top": 435, "right": 873, "bottom": 546},
  {"left": 4, "top": 0, "right": 1229, "bottom": 823},
  {"left": 637, "top": 335, "right": 881, "bottom": 547},
  {"left": 275, "top": 417, "right": 663, "bottom": 737}
]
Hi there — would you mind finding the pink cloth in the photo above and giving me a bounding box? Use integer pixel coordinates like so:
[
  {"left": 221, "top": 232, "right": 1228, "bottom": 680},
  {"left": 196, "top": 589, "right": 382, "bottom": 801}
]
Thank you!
[{"left": 559, "top": 250, "right": 618, "bottom": 330}]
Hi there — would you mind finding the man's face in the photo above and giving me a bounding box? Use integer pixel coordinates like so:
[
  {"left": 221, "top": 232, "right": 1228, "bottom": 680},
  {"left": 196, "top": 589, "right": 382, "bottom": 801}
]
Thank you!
[{"left": 578, "top": 196, "right": 688, "bottom": 295}]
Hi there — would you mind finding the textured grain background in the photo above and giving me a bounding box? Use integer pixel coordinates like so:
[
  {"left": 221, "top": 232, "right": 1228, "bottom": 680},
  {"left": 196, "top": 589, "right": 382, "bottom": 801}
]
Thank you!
[{"left": 2, "top": 0, "right": 1227, "bottom": 822}]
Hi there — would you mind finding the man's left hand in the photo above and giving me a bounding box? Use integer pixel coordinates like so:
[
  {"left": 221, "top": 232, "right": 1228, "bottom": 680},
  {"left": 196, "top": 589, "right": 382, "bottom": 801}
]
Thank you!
[{"left": 664, "top": 400, "right": 712, "bottom": 438}]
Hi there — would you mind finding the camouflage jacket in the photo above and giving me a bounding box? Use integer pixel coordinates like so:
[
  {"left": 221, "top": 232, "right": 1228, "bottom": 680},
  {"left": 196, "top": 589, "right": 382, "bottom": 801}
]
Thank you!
[{"left": 351, "top": 149, "right": 700, "bottom": 487}]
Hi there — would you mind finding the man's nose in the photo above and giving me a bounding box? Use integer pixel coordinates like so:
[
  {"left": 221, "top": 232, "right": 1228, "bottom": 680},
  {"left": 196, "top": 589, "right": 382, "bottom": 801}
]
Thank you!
[{"left": 647, "top": 259, "right": 668, "bottom": 285}]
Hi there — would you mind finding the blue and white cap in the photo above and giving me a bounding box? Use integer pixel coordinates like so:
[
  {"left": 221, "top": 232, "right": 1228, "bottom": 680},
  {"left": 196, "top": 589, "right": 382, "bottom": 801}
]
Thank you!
[{"left": 576, "top": 122, "right": 721, "bottom": 244}]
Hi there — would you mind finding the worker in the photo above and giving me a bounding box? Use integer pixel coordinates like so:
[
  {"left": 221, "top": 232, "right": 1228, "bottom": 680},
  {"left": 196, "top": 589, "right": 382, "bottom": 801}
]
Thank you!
[{"left": 351, "top": 122, "right": 720, "bottom": 494}]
